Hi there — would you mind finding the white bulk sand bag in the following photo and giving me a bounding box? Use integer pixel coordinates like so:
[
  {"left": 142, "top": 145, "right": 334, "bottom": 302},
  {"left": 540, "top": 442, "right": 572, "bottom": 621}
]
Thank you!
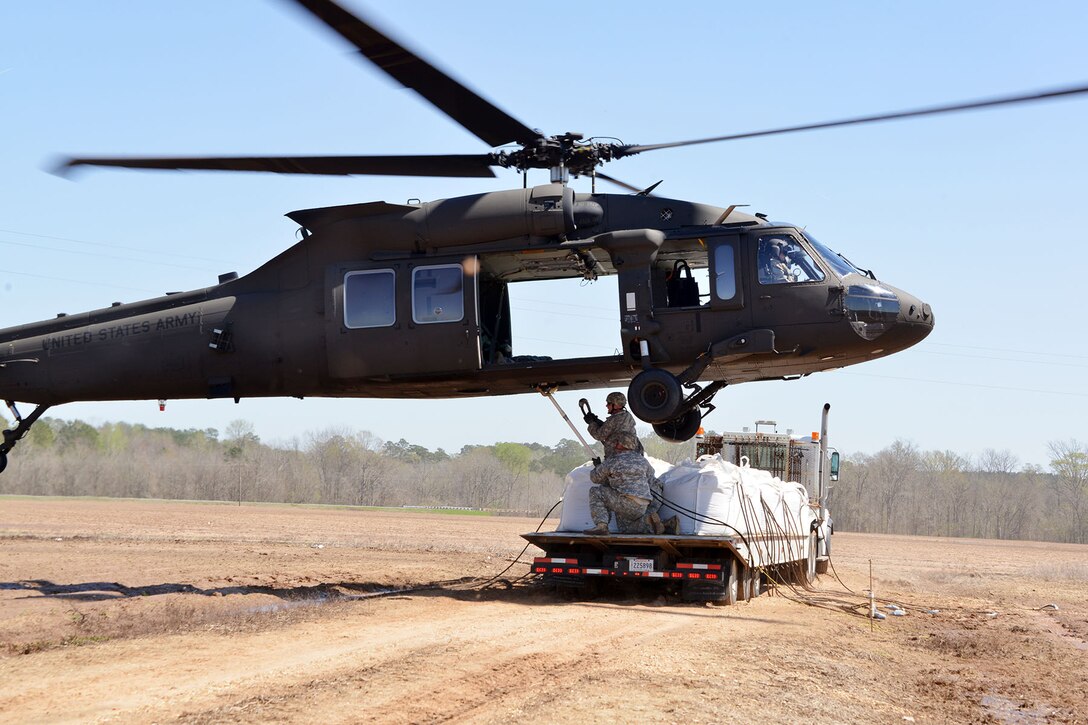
[
  {"left": 658, "top": 455, "right": 746, "bottom": 535},
  {"left": 657, "top": 455, "right": 816, "bottom": 564}
]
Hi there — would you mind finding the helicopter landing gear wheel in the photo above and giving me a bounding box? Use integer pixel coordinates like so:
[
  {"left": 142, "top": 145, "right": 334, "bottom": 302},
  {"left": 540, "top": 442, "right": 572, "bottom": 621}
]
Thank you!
[
  {"left": 652, "top": 408, "right": 702, "bottom": 443},
  {"left": 628, "top": 369, "right": 683, "bottom": 424}
]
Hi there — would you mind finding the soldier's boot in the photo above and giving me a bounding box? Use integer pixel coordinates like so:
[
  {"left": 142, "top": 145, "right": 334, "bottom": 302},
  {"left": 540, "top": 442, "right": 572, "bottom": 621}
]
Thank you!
[
  {"left": 648, "top": 512, "right": 665, "bottom": 535},
  {"left": 582, "top": 523, "right": 610, "bottom": 535},
  {"left": 663, "top": 516, "right": 680, "bottom": 535}
]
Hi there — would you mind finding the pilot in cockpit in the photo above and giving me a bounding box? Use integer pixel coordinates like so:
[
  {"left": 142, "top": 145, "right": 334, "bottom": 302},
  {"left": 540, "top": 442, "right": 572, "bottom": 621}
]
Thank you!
[{"left": 759, "top": 238, "right": 796, "bottom": 284}]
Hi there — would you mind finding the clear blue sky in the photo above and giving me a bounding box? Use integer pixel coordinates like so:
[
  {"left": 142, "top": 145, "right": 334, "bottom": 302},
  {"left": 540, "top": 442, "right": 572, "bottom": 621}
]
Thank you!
[{"left": 2, "top": 1, "right": 1087, "bottom": 468}]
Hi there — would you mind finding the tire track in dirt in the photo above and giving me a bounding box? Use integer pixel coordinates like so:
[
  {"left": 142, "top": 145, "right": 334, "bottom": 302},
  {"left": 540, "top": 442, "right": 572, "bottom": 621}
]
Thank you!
[{"left": 159, "top": 596, "right": 706, "bottom": 724}]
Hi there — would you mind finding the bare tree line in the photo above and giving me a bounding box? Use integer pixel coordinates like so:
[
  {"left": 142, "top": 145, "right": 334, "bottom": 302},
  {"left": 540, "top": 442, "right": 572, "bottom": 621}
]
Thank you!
[
  {"left": 0, "top": 418, "right": 583, "bottom": 516},
  {"left": 829, "top": 440, "right": 1088, "bottom": 544},
  {"left": 2, "top": 416, "right": 1086, "bottom": 543}
]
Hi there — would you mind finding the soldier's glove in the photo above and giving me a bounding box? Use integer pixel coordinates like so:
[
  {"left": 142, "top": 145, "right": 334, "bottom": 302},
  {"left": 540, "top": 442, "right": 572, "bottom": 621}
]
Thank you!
[
  {"left": 584, "top": 413, "right": 603, "bottom": 426},
  {"left": 591, "top": 457, "right": 602, "bottom": 468}
]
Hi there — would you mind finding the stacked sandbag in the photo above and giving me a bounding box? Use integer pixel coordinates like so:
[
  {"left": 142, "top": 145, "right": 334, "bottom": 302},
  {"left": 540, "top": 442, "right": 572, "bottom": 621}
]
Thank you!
[
  {"left": 556, "top": 456, "right": 673, "bottom": 532},
  {"left": 656, "top": 455, "right": 746, "bottom": 535},
  {"left": 657, "top": 455, "right": 816, "bottom": 557}
]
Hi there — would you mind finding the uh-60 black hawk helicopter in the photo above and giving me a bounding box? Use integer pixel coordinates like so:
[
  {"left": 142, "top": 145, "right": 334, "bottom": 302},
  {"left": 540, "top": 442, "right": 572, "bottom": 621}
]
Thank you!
[{"left": 1, "top": 0, "right": 1086, "bottom": 472}]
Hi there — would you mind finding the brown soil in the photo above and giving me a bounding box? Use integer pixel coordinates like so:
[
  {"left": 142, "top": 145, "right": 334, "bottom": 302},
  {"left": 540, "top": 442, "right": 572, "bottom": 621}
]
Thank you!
[{"left": 1, "top": 497, "right": 1086, "bottom": 724}]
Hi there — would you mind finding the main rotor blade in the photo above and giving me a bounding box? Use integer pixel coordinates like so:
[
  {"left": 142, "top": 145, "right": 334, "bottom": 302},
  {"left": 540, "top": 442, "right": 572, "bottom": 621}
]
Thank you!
[
  {"left": 594, "top": 172, "right": 644, "bottom": 194},
  {"left": 60, "top": 154, "right": 498, "bottom": 177},
  {"left": 619, "top": 82, "right": 1088, "bottom": 155},
  {"left": 292, "top": 0, "right": 540, "bottom": 148}
]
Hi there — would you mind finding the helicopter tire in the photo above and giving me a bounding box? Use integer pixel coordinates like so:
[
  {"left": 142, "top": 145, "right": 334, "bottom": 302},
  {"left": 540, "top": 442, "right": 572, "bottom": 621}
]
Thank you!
[
  {"left": 0, "top": 451, "right": 7, "bottom": 474},
  {"left": 628, "top": 369, "right": 683, "bottom": 424},
  {"left": 652, "top": 408, "right": 702, "bottom": 443}
]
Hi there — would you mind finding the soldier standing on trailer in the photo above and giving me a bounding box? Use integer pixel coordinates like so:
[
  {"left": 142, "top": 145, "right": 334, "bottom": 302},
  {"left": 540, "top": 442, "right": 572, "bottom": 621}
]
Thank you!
[
  {"left": 583, "top": 432, "right": 652, "bottom": 535},
  {"left": 584, "top": 391, "right": 643, "bottom": 458}
]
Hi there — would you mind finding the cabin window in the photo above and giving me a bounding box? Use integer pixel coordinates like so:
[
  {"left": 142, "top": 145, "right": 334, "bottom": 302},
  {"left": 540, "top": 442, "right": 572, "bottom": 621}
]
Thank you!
[
  {"left": 412, "top": 264, "right": 464, "bottom": 324},
  {"left": 713, "top": 244, "right": 737, "bottom": 300},
  {"left": 757, "top": 235, "right": 825, "bottom": 285},
  {"left": 343, "top": 269, "right": 395, "bottom": 328}
]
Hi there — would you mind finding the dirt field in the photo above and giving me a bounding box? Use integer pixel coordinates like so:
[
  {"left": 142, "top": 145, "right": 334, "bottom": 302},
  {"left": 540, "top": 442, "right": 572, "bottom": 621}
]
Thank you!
[{"left": 2, "top": 498, "right": 1086, "bottom": 724}]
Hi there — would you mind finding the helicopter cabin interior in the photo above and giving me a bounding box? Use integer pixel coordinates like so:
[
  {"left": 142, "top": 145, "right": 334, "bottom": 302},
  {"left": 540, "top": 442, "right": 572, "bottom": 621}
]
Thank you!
[{"left": 330, "top": 225, "right": 844, "bottom": 380}]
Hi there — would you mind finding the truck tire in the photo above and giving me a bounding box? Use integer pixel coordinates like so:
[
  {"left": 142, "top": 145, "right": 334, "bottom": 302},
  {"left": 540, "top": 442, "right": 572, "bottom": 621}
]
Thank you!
[
  {"left": 806, "top": 530, "right": 818, "bottom": 583},
  {"left": 723, "top": 557, "right": 739, "bottom": 605},
  {"left": 744, "top": 566, "right": 761, "bottom": 596}
]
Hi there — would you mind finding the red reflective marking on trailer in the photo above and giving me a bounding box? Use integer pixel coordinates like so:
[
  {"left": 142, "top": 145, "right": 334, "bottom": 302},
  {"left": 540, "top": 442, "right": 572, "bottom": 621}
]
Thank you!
[
  {"left": 568, "top": 568, "right": 581, "bottom": 575},
  {"left": 550, "top": 567, "right": 563, "bottom": 574}
]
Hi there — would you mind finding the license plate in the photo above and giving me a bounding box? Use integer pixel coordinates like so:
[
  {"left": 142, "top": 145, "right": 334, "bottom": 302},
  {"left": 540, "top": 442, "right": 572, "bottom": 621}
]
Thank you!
[{"left": 627, "top": 558, "right": 654, "bottom": 572}]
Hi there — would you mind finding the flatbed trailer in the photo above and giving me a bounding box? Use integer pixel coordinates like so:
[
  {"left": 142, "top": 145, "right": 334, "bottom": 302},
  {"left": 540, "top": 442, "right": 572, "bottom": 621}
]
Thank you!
[{"left": 523, "top": 528, "right": 817, "bottom": 604}]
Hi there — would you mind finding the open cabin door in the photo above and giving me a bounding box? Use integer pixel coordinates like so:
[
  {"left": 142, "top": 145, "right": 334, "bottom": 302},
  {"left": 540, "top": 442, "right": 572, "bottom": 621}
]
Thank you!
[
  {"left": 326, "top": 256, "right": 480, "bottom": 378},
  {"left": 643, "top": 233, "right": 751, "bottom": 364}
]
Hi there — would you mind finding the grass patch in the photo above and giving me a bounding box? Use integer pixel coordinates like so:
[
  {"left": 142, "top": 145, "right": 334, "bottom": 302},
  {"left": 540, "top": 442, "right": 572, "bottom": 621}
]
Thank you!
[
  {"left": 6, "top": 635, "right": 111, "bottom": 656},
  {"left": 1036, "top": 562, "right": 1088, "bottom": 582}
]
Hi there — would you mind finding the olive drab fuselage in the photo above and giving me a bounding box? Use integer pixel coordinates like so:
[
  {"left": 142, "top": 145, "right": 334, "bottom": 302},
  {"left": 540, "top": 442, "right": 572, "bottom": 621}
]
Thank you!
[{"left": 0, "top": 183, "right": 934, "bottom": 414}]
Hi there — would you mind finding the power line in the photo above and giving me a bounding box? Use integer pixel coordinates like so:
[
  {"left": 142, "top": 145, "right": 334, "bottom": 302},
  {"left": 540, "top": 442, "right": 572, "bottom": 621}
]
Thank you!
[
  {"left": 0, "top": 227, "right": 235, "bottom": 265},
  {"left": 926, "top": 341, "right": 1088, "bottom": 361},
  {"left": 0, "top": 268, "right": 159, "bottom": 294},
  {"left": 0, "top": 237, "right": 220, "bottom": 274},
  {"left": 839, "top": 370, "right": 1088, "bottom": 398}
]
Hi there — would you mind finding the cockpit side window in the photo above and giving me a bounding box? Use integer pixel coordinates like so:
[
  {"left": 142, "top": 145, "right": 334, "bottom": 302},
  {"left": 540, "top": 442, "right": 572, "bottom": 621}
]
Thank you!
[
  {"left": 757, "top": 235, "right": 825, "bottom": 285},
  {"left": 713, "top": 244, "right": 737, "bottom": 300}
]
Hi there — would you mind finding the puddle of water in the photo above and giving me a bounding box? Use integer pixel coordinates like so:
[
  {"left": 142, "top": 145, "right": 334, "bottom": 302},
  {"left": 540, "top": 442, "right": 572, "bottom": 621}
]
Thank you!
[
  {"left": 242, "top": 588, "right": 407, "bottom": 615},
  {"left": 981, "top": 694, "right": 1057, "bottom": 725}
]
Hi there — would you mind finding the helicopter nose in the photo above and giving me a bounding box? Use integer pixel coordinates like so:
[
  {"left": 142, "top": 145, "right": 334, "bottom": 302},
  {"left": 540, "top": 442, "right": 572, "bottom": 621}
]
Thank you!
[
  {"left": 843, "top": 282, "right": 933, "bottom": 345},
  {"left": 897, "top": 291, "right": 935, "bottom": 337}
]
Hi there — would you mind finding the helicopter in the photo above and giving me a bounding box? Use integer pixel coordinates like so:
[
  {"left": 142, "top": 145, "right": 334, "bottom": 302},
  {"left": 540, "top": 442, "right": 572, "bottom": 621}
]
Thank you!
[{"left": 1, "top": 0, "right": 1085, "bottom": 472}]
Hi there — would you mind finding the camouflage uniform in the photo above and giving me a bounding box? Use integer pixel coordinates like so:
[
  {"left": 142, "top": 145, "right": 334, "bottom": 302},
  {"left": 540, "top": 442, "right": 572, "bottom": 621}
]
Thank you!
[
  {"left": 588, "top": 408, "right": 645, "bottom": 458},
  {"left": 588, "top": 448, "right": 652, "bottom": 534}
]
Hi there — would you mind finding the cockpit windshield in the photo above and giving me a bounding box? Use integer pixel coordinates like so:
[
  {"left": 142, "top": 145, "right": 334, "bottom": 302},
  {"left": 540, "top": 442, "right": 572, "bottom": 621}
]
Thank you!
[{"left": 803, "top": 232, "right": 865, "bottom": 278}]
